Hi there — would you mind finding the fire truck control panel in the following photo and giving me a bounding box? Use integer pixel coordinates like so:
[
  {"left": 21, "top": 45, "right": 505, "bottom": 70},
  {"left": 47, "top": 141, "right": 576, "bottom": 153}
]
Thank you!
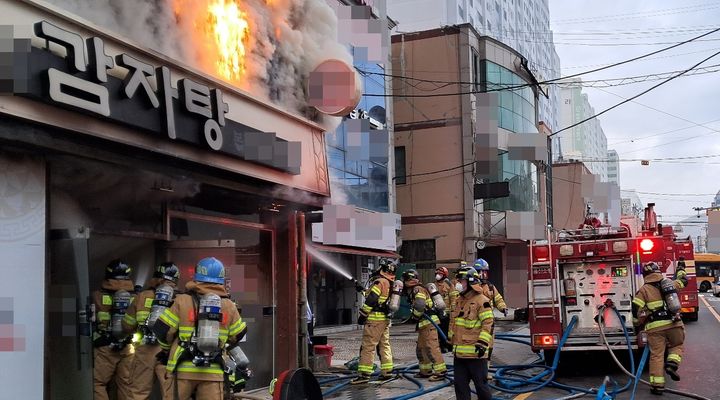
[{"left": 561, "top": 261, "right": 634, "bottom": 335}]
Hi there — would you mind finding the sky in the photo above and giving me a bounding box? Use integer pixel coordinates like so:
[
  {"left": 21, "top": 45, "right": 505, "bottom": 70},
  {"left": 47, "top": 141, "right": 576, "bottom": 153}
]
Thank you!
[{"left": 549, "top": 0, "right": 720, "bottom": 230}]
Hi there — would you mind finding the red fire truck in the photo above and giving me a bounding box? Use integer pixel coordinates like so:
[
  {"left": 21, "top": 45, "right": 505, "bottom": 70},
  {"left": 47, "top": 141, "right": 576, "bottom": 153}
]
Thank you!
[
  {"left": 528, "top": 204, "right": 684, "bottom": 358},
  {"left": 661, "top": 227, "right": 698, "bottom": 321}
]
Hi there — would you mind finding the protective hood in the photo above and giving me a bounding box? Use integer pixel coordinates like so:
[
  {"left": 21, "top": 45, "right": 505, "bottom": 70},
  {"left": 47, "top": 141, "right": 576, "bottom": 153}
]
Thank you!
[
  {"left": 101, "top": 279, "right": 135, "bottom": 292},
  {"left": 379, "top": 271, "right": 395, "bottom": 281},
  {"left": 643, "top": 272, "right": 664, "bottom": 284},
  {"left": 186, "top": 281, "right": 229, "bottom": 298}
]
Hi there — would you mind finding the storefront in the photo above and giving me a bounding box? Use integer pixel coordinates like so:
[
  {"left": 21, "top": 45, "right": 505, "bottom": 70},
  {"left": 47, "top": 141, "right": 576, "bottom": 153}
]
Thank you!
[{"left": 0, "top": 1, "right": 332, "bottom": 398}]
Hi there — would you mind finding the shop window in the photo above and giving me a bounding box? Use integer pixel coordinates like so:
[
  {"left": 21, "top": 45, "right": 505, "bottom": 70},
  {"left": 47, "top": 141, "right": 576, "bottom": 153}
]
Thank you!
[{"left": 394, "top": 146, "right": 406, "bottom": 185}]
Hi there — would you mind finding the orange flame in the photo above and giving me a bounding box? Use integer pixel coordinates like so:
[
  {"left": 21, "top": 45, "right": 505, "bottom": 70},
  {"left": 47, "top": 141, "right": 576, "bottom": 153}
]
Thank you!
[
  {"left": 174, "top": 0, "right": 251, "bottom": 83},
  {"left": 205, "top": 0, "right": 250, "bottom": 82}
]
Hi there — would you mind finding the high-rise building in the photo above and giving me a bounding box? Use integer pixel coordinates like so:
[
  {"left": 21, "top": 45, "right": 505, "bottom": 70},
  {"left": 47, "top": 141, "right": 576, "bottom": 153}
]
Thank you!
[
  {"left": 556, "top": 84, "right": 609, "bottom": 182},
  {"left": 607, "top": 149, "right": 619, "bottom": 185},
  {"left": 387, "top": 0, "right": 562, "bottom": 133}
]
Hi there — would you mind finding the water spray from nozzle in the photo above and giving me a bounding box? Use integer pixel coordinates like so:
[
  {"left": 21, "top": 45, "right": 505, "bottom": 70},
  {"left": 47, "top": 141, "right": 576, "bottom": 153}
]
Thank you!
[{"left": 304, "top": 244, "right": 353, "bottom": 280}]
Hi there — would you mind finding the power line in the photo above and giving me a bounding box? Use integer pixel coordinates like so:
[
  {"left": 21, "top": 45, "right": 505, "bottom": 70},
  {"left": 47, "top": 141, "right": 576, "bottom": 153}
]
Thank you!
[
  {"left": 391, "top": 161, "right": 475, "bottom": 181},
  {"left": 368, "top": 26, "right": 720, "bottom": 98},
  {"left": 608, "top": 117, "right": 720, "bottom": 146},
  {"left": 548, "top": 48, "right": 720, "bottom": 138},
  {"left": 551, "top": 2, "right": 720, "bottom": 25}
]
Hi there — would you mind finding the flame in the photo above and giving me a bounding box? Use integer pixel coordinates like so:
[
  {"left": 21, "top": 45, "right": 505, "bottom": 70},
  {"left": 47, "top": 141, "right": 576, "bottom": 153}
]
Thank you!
[
  {"left": 206, "top": 0, "right": 250, "bottom": 82},
  {"left": 174, "top": 0, "right": 251, "bottom": 83}
]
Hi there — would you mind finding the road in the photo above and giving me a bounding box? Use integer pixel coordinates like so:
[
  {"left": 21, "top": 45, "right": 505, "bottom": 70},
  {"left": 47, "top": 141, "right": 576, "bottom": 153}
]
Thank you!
[
  {"left": 522, "top": 292, "right": 720, "bottom": 400},
  {"left": 322, "top": 295, "right": 720, "bottom": 399}
]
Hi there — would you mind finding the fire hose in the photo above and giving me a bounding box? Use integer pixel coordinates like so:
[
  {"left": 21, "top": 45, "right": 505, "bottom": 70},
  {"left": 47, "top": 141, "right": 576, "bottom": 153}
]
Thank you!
[
  {"left": 320, "top": 307, "right": 698, "bottom": 400},
  {"left": 598, "top": 305, "right": 711, "bottom": 400}
]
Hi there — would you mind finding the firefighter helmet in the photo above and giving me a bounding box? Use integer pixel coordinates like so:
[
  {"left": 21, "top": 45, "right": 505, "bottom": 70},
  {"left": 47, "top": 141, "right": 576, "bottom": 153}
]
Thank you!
[
  {"left": 435, "top": 266, "right": 449, "bottom": 278},
  {"left": 455, "top": 267, "right": 480, "bottom": 284},
  {"left": 154, "top": 262, "right": 180, "bottom": 284},
  {"left": 642, "top": 262, "right": 661, "bottom": 276},
  {"left": 379, "top": 257, "right": 397, "bottom": 275},
  {"left": 474, "top": 258, "right": 490, "bottom": 281},
  {"left": 195, "top": 257, "right": 225, "bottom": 284},
  {"left": 402, "top": 269, "right": 421, "bottom": 287},
  {"left": 105, "top": 259, "right": 132, "bottom": 280}
]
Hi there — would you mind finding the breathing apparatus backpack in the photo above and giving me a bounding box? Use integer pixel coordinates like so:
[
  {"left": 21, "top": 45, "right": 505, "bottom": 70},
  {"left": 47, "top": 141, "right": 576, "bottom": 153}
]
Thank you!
[
  {"left": 181, "top": 292, "right": 224, "bottom": 367},
  {"left": 141, "top": 284, "right": 175, "bottom": 345}
]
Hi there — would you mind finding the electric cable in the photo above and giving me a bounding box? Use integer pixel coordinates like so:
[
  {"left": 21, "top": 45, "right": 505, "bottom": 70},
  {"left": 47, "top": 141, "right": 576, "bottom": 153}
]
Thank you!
[
  {"left": 364, "top": 26, "right": 720, "bottom": 99},
  {"left": 549, "top": 48, "right": 720, "bottom": 137}
]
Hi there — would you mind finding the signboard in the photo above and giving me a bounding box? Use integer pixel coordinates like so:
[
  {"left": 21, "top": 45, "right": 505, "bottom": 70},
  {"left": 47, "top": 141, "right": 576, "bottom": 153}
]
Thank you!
[
  {"left": 311, "top": 205, "right": 400, "bottom": 251},
  {"left": 8, "top": 21, "right": 301, "bottom": 174}
]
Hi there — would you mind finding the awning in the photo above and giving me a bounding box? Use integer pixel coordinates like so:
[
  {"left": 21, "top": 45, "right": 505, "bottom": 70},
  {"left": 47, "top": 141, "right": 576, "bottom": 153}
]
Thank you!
[{"left": 309, "top": 243, "right": 400, "bottom": 259}]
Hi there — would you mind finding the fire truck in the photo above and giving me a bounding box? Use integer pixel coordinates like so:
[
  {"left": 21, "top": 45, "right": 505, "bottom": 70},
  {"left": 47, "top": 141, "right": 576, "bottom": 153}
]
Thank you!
[
  {"left": 660, "top": 226, "right": 698, "bottom": 321},
  {"left": 528, "top": 203, "right": 684, "bottom": 358}
]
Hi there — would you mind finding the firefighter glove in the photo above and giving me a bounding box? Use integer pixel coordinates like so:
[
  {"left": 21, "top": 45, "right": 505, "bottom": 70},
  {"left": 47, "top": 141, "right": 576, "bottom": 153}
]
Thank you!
[
  {"left": 232, "top": 368, "right": 251, "bottom": 393},
  {"left": 156, "top": 350, "right": 169, "bottom": 365},
  {"left": 475, "top": 341, "right": 488, "bottom": 357},
  {"left": 354, "top": 281, "right": 366, "bottom": 293},
  {"left": 357, "top": 313, "right": 368, "bottom": 326}
]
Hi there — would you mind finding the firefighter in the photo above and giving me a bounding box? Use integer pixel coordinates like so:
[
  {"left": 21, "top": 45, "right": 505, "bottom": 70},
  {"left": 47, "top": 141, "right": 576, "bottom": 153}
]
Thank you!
[
  {"left": 632, "top": 262, "right": 687, "bottom": 396},
  {"left": 92, "top": 259, "right": 136, "bottom": 400},
  {"left": 473, "top": 258, "right": 508, "bottom": 315},
  {"left": 351, "top": 257, "right": 397, "bottom": 384},
  {"left": 151, "top": 257, "right": 247, "bottom": 400},
  {"left": 435, "top": 266, "right": 456, "bottom": 352},
  {"left": 449, "top": 267, "right": 494, "bottom": 400},
  {"left": 122, "top": 262, "right": 180, "bottom": 400},
  {"left": 674, "top": 257, "right": 688, "bottom": 284},
  {"left": 435, "top": 266, "right": 456, "bottom": 311},
  {"left": 402, "top": 269, "right": 447, "bottom": 380}
]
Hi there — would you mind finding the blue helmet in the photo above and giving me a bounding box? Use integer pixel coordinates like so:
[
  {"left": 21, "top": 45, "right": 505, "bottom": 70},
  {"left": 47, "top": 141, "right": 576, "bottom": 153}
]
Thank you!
[
  {"left": 195, "top": 257, "right": 225, "bottom": 284},
  {"left": 473, "top": 258, "right": 490, "bottom": 271}
]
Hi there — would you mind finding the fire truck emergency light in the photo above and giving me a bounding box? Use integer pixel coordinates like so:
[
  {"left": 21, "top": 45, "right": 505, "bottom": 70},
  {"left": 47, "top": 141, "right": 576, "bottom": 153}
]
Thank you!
[
  {"left": 533, "top": 246, "right": 549, "bottom": 261},
  {"left": 533, "top": 334, "right": 559, "bottom": 348},
  {"left": 640, "top": 239, "right": 655, "bottom": 252}
]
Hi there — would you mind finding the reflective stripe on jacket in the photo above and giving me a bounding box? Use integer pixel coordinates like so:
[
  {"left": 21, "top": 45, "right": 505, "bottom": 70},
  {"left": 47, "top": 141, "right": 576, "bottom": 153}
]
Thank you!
[
  {"left": 362, "top": 278, "right": 392, "bottom": 322},
  {"left": 153, "top": 287, "right": 246, "bottom": 382},
  {"left": 448, "top": 290, "right": 494, "bottom": 359},
  {"left": 632, "top": 272, "right": 683, "bottom": 332}
]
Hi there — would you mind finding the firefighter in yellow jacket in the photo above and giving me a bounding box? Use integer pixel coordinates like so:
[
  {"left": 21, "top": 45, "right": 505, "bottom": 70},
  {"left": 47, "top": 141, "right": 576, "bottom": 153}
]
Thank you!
[
  {"left": 402, "top": 269, "right": 447, "bottom": 380},
  {"left": 152, "top": 257, "right": 248, "bottom": 400},
  {"left": 435, "top": 266, "right": 456, "bottom": 352},
  {"left": 122, "top": 262, "right": 180, "bottom": 400},
  {"left": 632, "top": 262, "right": 688, "bottom": 396},
  {"left": 473, "top": 258, "right": 508, "bottom": 315},
  {"left": 351, "top": 258, "right": 397, "bottom": 384},
  {"left": 449, "top": 267, "right": 494, "bottom": 400},
  {"left": 93, "top": 260, "right": 136, "bottom": 400}
]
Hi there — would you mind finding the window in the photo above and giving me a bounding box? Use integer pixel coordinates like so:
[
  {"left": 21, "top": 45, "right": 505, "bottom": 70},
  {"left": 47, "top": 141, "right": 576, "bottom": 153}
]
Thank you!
[
  {"left": 400, "top": 239, "right": 437, "bottom": 270},
  {"left": 472, "top": 50, "right": 481, "bottom": 91},
  {"left": 394, "top": 146, "right": 406, "bottom": 185}
]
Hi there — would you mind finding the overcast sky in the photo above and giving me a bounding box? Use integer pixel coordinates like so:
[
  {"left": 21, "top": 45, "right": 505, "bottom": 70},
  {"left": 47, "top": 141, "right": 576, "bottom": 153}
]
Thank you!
[{"left": 549, "top": 0, "right": 720, "bottom": 227}]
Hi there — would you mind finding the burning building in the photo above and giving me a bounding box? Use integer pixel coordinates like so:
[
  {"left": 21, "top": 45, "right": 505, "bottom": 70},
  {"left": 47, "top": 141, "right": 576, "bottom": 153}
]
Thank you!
[{"left": 0, "top": 0, "right": 378, "bottom": 397}]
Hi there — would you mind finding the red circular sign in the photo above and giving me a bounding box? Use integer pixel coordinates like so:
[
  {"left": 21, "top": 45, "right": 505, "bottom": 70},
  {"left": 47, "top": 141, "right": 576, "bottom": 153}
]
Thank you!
[{"left": 307, "top": 59, "right": 362, "bottom": 116}]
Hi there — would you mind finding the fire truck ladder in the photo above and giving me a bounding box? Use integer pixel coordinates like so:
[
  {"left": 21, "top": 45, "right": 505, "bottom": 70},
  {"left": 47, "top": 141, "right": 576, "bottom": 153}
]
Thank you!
[{"left": 529, "top": 238, "right": 558, "bottom": 322}]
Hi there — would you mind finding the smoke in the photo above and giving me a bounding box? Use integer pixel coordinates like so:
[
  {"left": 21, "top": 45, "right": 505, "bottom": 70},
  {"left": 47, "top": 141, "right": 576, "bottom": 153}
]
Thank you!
[
  {"left": 44, "top": 0, "right": 356, "bottom": 125},
  {"left": 329, "top": 179, "right": 349, "bottom": 206}
]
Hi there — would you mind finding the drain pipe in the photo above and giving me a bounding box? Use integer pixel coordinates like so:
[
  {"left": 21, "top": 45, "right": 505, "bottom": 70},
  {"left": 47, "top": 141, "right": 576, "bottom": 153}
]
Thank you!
[{"left": 297, "top": 211, "right": 309, "bottom": 369}]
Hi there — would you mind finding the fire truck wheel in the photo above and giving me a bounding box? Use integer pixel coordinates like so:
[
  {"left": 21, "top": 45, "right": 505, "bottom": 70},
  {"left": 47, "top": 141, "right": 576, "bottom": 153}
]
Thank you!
[
  {"left": 542, "top": 349, "right": 557, "bottom": 367},
  {"left": 700, "top": 281, "right": 711, "bottom": 292},
  {"left": 684, "top": 312, "right": 698, "bottom": 322}
]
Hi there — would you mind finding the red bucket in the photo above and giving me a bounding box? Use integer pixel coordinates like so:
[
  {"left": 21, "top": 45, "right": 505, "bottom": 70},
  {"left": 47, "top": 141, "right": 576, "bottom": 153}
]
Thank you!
[{"left": 313, "top": 344, "right": 334, "bottom": 366}]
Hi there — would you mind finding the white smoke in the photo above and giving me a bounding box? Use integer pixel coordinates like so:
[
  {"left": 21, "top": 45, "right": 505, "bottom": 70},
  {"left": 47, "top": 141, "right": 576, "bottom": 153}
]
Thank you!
[{"left": 44, "top": 0, "right": 356, "bottom": 125}]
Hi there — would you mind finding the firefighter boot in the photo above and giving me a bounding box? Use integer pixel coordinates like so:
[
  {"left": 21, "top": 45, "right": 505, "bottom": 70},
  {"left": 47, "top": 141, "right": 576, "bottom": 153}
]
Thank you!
[
  {"left": 377, "top": 372, "right": 397, "bottom": 382},
  {"left": 428, "top": 372, "right": 446, "bottom": 382},
  {"left": 350, "top": 374, "right": 370, "bottom": 385},
  {"left": 650, "top": 386, "right": 664, "bottom": 396},
  {"left": 665, "top": 361, "right": 680, "bottom": 381}
]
